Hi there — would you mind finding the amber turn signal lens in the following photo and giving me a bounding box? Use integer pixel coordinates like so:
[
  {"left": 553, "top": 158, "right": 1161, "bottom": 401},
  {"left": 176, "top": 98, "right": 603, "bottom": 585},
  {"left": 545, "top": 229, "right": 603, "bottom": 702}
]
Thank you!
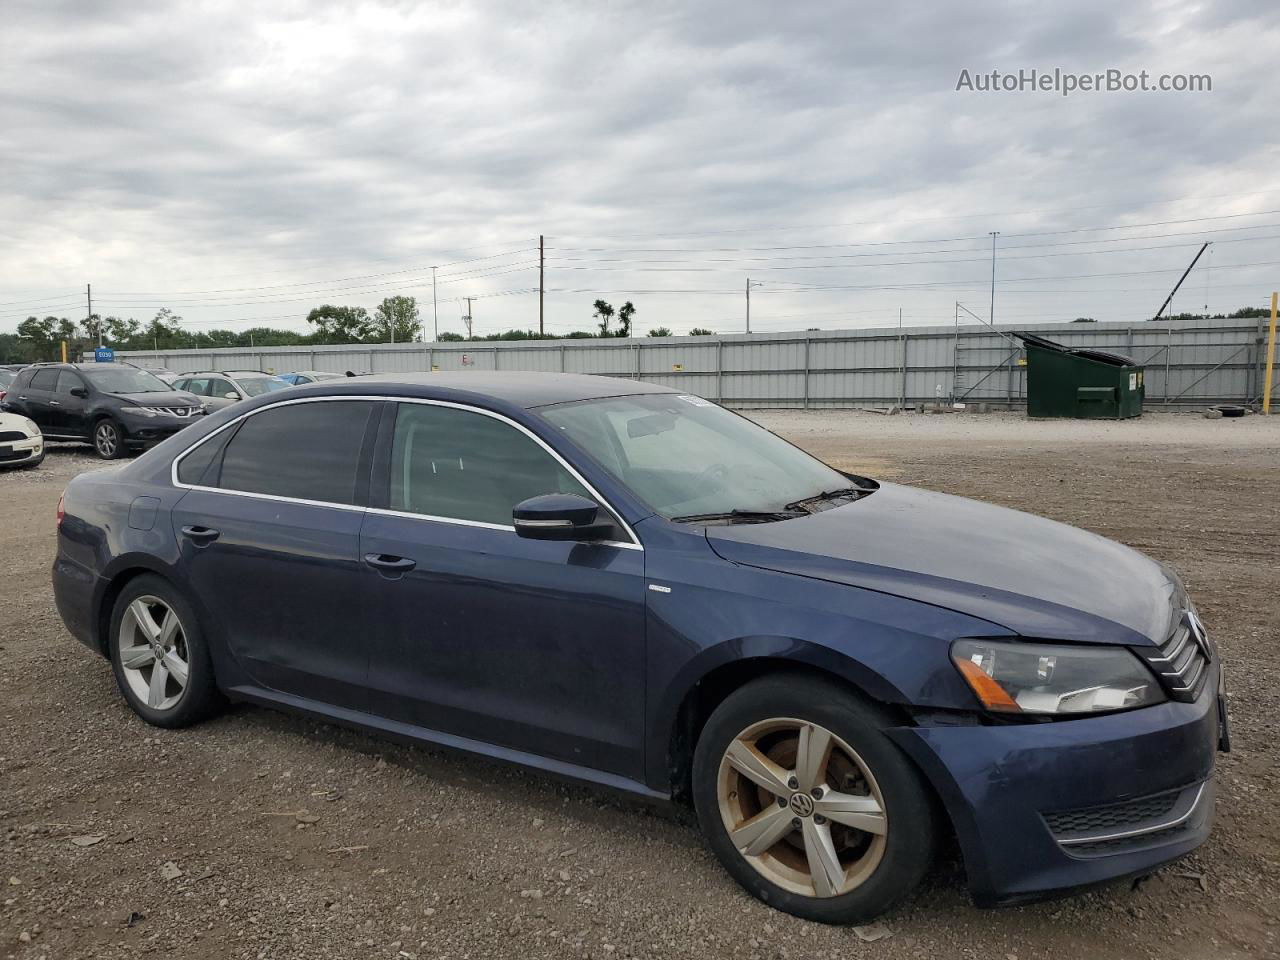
[{"left": 953, "top": 656, "right": 1022, "bottom": 712}]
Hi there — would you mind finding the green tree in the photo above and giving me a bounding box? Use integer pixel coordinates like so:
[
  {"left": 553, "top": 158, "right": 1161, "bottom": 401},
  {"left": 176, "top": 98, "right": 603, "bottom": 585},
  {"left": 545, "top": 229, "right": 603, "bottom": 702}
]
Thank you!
[
  {"left": 647, "top": 327, "right": 672, "bottom": 337},
  {"left": 616, "top": 301, "right": 636, "bottom": 337},
  {"left": 141, "top": 308, "right": 185, "bottom": 351},
  {"left": 17, "top": 316, "right": 58, "bottom": 360},
  {"left": 106, "top": 316, "right": 141, "bottom": 345},
  {"left": 372, "top": 296, "right": 421, "bottom": 343},
  {"left": 438, "top": 331, "right": 465, "bottom": 341},
  {"left": 593, "top": 299, "right": 615, "bottom": 336},
  {"left": 306, "top": 304, "right": 373, "bottom": 344},
  {"left": 688, "top": 327, "right": 715, "bottom": 336}
]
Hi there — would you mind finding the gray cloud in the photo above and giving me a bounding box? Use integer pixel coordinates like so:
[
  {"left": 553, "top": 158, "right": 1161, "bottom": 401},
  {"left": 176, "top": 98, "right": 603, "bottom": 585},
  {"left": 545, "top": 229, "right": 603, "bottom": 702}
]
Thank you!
[{"left": 2, "top": 0, "right": 1278, "bottom": 336}]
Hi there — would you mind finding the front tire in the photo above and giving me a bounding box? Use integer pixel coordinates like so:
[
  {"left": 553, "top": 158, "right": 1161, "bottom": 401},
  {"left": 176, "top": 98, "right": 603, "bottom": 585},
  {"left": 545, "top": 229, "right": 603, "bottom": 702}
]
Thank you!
[
  {"left": 692, "top": 675, "right": 936, "bottom": 924},
  {"left": 93, "top": 418, "right": 125, "bottom": 459},
  {"left": 108, "top": 575, "right": 223, "bottom": 728}
]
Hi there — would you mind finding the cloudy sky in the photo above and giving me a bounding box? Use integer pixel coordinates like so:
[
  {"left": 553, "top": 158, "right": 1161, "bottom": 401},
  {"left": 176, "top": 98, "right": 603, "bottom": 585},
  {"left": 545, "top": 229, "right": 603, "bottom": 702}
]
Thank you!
[{"left": 2, "top": 0, "right": 1279, "bottom": 339}]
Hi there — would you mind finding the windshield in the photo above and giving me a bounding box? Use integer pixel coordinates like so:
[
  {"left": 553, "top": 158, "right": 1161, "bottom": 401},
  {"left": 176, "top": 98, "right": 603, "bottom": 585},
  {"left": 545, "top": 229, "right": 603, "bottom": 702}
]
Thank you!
[
  {"left": 539, "top": 393, "right": 851, "bottom": 519},
  {"left": 236, "top": 375, "right": 292, "bottom": 397},
  {"left": 81, "top": 366, "right": 172, "bottom": 393}
]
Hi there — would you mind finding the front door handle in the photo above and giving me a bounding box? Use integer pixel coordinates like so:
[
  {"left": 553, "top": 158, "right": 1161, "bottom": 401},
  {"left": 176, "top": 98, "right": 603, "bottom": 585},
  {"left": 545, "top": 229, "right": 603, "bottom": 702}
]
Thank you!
[
  {"left": 181, "top": 525, "right": 220, "bottom": 545},
  {"left": 49, "top": 400, "right": 61, "bottom": 406},
  {"left": 363, "top": 553, "right": 417, "bottom": 573}
]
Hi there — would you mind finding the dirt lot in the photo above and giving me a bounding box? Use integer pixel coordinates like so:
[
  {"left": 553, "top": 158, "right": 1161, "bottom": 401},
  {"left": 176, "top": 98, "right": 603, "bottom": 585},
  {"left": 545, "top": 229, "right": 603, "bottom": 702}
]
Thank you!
[{"left": 2, "top": 412, "right": 1278, "bottom": 960}]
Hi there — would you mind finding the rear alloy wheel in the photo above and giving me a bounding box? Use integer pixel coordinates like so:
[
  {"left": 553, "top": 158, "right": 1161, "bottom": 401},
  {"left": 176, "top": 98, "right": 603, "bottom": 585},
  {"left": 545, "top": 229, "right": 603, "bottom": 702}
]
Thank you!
[
  {"left": 692, "top": 676, "right": 936, "bottom": 924},
  {"left": 109, "top": 575, "right": 223, "bottom": 727},
  {"left": 94, "top": 419, "right": 124, "bottom": 459}
]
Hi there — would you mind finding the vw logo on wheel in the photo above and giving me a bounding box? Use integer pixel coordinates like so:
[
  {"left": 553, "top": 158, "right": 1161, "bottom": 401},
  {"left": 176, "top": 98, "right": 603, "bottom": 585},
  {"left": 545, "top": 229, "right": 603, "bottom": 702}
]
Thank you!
[{"left": 789, "top": 792, "right": 815, "bottom": 817}]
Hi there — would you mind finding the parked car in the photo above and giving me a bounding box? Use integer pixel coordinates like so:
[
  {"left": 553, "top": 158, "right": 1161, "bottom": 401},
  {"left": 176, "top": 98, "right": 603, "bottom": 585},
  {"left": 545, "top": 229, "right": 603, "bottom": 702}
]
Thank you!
[
  {"left": 51, "top": 372, "right": 1226, "bottom": 924},
  {"left": 0, "top": 367, "right": 18, "bottom": 405},
  {"left": 0, "top": 409, "right": 43, "bottom": 468},
  {"left": 5, "top": 362, "right": 205, "bottom": 459},
  {"left": 170, "top": 370, "right": 292, "bottom": 410},
  {"left": 276, "top": 370, "right": 347, "bottom": 385},
  {"left": 148, "top": 369, "right": 180, "bottom": 384}
]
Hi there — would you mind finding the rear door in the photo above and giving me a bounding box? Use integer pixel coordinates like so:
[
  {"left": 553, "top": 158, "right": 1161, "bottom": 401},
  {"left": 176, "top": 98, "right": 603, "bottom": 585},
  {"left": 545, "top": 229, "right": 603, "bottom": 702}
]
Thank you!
[
  {"left": 171, "top": 398, "right": 383, "bottom": 709},
  {"left": 14, "top": 368, "right": 58, "bottom": 432}
]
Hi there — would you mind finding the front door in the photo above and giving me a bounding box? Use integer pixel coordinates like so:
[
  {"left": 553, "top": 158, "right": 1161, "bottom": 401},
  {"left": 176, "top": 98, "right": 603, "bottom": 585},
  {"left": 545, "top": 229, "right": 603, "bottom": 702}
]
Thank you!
[
  {"left": 53, "top": 369, "right": 90, "bottom": 437},
  {"left": 360, "top": 401, "right": 648, "bottom": 780},
  {"left": 171, "top": 398, "right": 382, "bottom": 709}
]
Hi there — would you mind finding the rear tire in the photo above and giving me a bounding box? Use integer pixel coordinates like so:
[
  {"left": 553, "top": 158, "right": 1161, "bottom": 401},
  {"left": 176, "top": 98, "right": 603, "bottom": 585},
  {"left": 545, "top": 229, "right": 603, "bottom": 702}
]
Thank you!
[
  {"left": 93, "top": 418, "right": 125, "bottom": 460},
  {"left": 108, "top": 575, "right": 223, "bottom": 728},
  {"left": 692, "top": 674, "right": 936, "bottom": 924}
]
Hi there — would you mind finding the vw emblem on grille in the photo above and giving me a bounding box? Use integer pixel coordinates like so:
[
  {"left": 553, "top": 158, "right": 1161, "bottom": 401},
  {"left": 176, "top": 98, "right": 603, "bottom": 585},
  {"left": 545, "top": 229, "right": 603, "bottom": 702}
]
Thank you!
[{"left": 789, "top": 793, "right": 815, "bottom": 817}]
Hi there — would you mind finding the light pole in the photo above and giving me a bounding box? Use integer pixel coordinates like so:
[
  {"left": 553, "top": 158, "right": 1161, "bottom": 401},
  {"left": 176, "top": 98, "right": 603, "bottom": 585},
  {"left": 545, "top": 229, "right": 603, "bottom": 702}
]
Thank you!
[
  {"left": 988, "top": 232, "right": 999, "bottom": 328},
  {"left": 746, "top": 278, "right": 764, "bottom": 334}
]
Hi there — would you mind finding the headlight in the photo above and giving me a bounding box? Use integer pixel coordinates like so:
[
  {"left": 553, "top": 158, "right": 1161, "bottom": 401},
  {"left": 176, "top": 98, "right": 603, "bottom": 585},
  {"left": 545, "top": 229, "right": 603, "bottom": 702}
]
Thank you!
[
  {"left": 121, "top": 406, "right": 158, "bottom": 417},
  {"left": 952, "top": 639, "right": 1165, "bottom": 715},
  {"left": 23, "top": 417, "right": 40, "bottom": 434}
]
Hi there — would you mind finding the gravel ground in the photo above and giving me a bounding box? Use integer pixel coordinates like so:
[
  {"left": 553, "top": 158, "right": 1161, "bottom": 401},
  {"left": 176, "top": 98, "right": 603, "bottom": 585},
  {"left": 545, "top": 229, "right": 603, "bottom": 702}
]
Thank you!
[{"left": 2, "top": 416, "right": 1278, "bottom": 960}]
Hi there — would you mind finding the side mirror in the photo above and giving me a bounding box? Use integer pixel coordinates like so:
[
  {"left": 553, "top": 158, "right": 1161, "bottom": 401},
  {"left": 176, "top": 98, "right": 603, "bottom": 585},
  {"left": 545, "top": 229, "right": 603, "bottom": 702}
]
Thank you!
[
  {"left": 69, "top": 387, "right": 89, "bottom": 399},
  {"left": 513, "top": 493, "right": 612, "bottom": 542},
  {"left": 224, "top": 392, "right": 240, "bottom": 400}
]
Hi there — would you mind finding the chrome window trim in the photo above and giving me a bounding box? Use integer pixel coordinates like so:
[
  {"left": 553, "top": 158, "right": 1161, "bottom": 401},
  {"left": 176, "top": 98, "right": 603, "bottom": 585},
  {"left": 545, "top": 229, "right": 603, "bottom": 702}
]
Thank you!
[{"left": 169, "top": 394, "right": 644, "bottom": 550}]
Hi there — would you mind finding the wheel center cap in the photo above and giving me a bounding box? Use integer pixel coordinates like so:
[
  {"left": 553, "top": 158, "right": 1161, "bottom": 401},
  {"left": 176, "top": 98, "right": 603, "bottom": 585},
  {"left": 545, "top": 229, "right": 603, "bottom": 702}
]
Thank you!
[{"left": 789, "top": 793, "right": 815, "bottom": 817}]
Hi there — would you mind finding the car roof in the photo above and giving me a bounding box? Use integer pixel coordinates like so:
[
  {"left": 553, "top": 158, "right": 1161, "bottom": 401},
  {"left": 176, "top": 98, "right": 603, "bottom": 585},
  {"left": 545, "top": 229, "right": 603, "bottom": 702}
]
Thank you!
[{"left": 311, "top": 371, "right": 678, "bottom": 409}]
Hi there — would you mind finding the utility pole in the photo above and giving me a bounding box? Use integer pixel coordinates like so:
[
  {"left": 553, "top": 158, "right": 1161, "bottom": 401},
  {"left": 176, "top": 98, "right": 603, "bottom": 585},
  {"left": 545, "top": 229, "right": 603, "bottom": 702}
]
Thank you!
[
  {"left": 463, "top": 297, "right": 474, "bottom": 339},
  {"left": 746, "top": 278, "right": 764, "bottom": 334},
  {"left": 988, "top": 232, "right": 999, "bottom": 329},
  {"left": 432, "top": 266, "right": 438, "bottom": 341},
  {"left": 539, "top": 235, "right": 545, "bottom": 337},
  {"left": 87, "top": 283, "right": 99, "bottom": 346}
]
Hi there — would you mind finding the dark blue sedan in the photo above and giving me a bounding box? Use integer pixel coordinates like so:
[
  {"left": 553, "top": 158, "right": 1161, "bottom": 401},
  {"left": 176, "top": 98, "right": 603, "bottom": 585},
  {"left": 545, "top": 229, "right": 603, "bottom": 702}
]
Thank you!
[{"left": 51, "top": 373, "right": 1227, "bottom": 923}]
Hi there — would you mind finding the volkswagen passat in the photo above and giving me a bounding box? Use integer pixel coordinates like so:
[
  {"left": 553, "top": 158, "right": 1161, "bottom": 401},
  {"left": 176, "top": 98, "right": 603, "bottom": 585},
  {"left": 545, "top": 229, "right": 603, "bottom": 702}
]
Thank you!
[{"left": 51, "top": 373, "right": 1227, "bottom": 923}]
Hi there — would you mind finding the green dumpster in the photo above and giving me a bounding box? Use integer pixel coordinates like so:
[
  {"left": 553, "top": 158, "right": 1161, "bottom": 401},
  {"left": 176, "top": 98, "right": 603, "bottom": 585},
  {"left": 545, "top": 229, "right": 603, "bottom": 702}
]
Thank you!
[{"left": 1016, "top": 333, "right": 1144, "bottom": 419}]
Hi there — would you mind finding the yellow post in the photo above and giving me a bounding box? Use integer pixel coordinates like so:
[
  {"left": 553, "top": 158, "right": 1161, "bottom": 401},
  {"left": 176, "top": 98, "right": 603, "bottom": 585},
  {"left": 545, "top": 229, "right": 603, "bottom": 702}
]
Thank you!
[
  {"left": 1265, "top": 292, "right": 1278, "bottom": 414},
  {"left": 60, "top": 340, "right": 68, "bottom": 363}
]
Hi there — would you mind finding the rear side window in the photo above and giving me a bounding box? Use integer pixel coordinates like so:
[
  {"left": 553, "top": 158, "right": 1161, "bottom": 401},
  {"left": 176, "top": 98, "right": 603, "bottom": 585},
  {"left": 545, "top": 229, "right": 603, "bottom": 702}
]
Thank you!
[
  {"left": 30, "top": 369, "right": 58, "bottom": 391},
  {"left": 216, "top": 401, "right": 376, "bottom": 505},
  {"left": 176, "top": 427, "right": 234, "bottom": 486},
  {"left": 389, "top": 403, "right": 590, "bottom": 525}
]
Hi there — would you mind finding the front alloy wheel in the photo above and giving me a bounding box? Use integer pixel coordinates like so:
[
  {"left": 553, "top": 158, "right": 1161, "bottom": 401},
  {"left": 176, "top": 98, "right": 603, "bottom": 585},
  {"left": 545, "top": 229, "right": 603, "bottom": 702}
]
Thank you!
[
  {"left": 692, "top": 676, "right": 936, "bottom": 924},
  {"left": 718, "top": 718, "right": 888, "bottom": 898},
  {"left": 94, "top": 419, "right": 123, "bottom": 459}
]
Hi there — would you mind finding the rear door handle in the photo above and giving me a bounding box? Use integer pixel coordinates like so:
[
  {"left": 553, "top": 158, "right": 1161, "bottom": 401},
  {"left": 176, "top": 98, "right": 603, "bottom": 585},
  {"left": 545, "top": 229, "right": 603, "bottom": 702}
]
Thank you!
[
  {"left": 180, "top": 525, "right": 220, "bottom": 545},
  {"left": 49, "top": 400, "right": 61, "bottom": 406},
  {"left": 363, "top": 553, "right": 416, "bottom": 573}
]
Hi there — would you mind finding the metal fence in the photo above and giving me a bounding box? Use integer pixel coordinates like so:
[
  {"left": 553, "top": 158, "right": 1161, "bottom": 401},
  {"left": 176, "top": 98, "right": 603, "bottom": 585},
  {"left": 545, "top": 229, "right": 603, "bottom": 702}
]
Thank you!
[{"left": 116, "top": 316, "right": 1276, "bottom": 409}]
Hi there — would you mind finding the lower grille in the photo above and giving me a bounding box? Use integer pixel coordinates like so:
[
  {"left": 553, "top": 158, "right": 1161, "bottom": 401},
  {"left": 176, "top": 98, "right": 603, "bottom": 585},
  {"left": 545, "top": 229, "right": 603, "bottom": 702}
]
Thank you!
[{"left": 1042, "top": 781, "right": 1207, "bottom": 857}]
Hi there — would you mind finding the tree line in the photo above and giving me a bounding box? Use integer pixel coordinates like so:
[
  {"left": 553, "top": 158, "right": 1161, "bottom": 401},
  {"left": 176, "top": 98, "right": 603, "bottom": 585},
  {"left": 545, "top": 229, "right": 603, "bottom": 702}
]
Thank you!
[{"left": 0, "top": 295, "right": 722, "bottom": 363}]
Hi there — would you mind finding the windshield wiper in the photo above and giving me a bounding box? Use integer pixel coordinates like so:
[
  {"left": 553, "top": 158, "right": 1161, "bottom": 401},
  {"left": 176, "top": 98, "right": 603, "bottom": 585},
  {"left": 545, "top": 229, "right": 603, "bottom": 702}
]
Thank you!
[
  {"left": 783, "top": 485, "right": 875, "bottom": 512},
  {"left": 671, "top": 509, "right": 802, "bottom": 525}
]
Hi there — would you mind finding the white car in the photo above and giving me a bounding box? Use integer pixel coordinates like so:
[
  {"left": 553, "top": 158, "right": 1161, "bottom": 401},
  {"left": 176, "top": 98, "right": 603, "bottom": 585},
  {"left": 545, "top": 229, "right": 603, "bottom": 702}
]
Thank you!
[{"left": 0, "top": 410, "right": 44, "bottom": 469}]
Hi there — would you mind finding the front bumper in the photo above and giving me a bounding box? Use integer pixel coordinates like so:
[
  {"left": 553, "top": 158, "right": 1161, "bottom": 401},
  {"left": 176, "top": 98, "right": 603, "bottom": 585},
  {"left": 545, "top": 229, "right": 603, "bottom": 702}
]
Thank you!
[
  {"left": 0, "top": 434, "right": 43, "bottom": 466},
  {"left": 121, "top": 417, "right": 201, "bottom": 446},
  {"left": 889, "top": 660, "right": 1223, "bottom": 906}
]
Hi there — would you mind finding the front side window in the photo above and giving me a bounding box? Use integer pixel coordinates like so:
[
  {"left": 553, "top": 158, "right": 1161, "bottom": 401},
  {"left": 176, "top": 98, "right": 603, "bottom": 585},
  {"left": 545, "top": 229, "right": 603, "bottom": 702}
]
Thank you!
[
  {"left": 539, "top": 393, "right": 849, "bottom": 520},
  {"left": 55, "top": 370, "right": 85, "bottom": 395},
  {"left": 215, "top": 401, "right": 376, "bottom": 505},
  {"left": 389, "top": 403, "right": 590, "bottom": 526}
]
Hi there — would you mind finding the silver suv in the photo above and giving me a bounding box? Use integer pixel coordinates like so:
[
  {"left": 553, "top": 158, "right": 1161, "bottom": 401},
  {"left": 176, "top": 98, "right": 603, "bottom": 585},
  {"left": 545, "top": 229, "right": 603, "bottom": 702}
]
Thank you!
[{"left": 171, "top": 371, "right": 292, "bottom": 411}]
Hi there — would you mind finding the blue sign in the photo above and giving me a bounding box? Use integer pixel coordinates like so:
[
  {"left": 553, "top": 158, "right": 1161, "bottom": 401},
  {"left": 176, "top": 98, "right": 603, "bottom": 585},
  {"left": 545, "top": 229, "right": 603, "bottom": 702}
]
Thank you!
[{"left": 94, "top": 346, "right": 115, "bottom": 363}]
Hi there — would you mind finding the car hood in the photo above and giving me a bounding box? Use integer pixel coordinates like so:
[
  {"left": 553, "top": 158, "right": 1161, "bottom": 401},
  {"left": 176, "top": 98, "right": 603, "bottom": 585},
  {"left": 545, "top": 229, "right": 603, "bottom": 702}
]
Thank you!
[
  {"left": 111, "top": 391, "right": 200, "bottom": 407},
  {"left": 705, "top": 482, "right": 1177, "bottom": 646},
  {"left": 0, "top": 411, "right": 38, "bottom": 433}
]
